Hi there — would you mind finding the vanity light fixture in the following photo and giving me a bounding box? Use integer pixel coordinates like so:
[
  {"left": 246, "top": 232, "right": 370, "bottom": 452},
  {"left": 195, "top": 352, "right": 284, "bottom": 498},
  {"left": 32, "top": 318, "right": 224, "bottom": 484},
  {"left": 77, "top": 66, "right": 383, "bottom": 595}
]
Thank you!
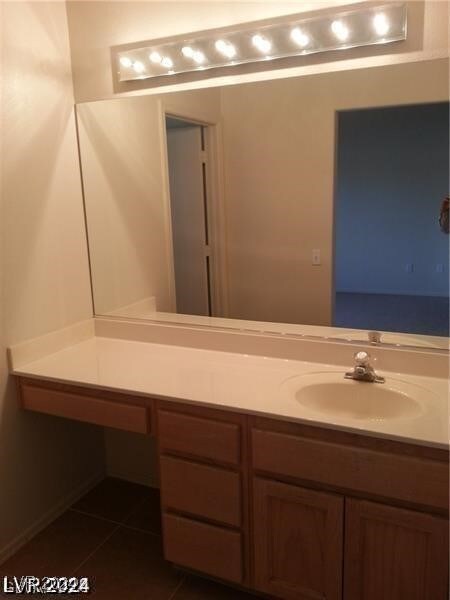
[
  {"left": 182, "top": 46, "right": 207, "bottom": 64},
  {"left": 331, "top": 20, "right": 350, "bottom": 42},
  {"left": 115, "top": 2, "right": 407, "bottom": 83},
  {"left": 119, "top": 56, "right": 133, "bottom": 68},
  {"left": 149, "top": 51, "right": 162, "bottom": 64},
  {"left": 193, "top": 50, "right": 206, "bottom": 64},
  {"left": 181, "top": 46, "right": 194, "bottom": 58},
  {"left": 160, "top": 56, "right": 174, "bottom": 69},
  {"left": 290, "top": 27, "right": 310, "bottom": 48},
  {"left": 132, "top": 60, "right": 145, "bottom": 74},
  {"left": 373, "top": 13, "right": 390, "bottom": 36},
  {"left": 215, "top": 39, "right": 237, "bottom": 59},
  {"left": 252, "top": 34, "right": 272, "bottom": 54}
]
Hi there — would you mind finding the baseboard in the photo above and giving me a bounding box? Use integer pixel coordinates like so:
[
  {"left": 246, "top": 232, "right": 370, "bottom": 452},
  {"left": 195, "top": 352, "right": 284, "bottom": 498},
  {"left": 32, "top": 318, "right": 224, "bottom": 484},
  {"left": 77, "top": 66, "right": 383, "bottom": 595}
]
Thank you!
[{"left": 0, "top": 470, "right": 105, "bottom": 566}]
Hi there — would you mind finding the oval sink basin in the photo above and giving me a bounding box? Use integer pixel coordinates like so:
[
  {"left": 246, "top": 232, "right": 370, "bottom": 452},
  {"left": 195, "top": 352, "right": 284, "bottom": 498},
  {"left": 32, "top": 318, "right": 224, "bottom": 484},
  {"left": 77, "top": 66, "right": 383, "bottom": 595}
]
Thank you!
[{"left": 282, "top": 372, "right": 429, "bottom": 422}]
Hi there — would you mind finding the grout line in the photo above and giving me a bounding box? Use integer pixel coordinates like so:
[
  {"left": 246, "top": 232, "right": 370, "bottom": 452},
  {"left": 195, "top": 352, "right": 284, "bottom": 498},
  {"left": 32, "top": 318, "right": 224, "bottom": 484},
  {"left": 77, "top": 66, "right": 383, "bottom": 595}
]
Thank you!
[
  {"left": 69, "top": 508, "right": 161, "bottom": 538},
  {"left": 168, "top": 575, "right": 186, "bottom": 600},
  {"left": 119, "top": 523, "right": 162, "bottom": 538},
  {"left": 70, "top": 523, "right": 121, "bottom": 576}
]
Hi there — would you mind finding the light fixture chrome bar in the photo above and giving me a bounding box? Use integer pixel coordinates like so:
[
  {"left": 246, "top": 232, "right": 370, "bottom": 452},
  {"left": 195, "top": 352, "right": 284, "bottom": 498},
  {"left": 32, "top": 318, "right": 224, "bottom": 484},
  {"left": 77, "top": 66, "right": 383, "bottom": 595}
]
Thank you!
[{"left": 115, "top": 2, "right": 407, "bottom": 82}]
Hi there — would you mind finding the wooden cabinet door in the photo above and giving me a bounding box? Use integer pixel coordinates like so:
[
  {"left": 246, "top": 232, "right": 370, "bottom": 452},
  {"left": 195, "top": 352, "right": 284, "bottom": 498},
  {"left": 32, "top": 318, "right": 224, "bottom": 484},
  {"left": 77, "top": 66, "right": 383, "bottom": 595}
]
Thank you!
[
  {"left": 344, "top": 499, "right": 449, "bottom": 600},
  {"left": 253, "top": 478, "right": 344, "bottom": 600}
]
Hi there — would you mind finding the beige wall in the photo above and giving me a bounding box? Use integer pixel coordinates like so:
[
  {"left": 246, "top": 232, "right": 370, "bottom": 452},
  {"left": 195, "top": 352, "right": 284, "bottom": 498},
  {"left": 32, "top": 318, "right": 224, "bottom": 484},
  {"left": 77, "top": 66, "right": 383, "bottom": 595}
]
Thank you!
[
  {"left": 78, "top": 88, "right": 221, "bottom": 316},
  {"left": 66, "top": 1, "right": 448, "bottom": 103},
  {"left": 78, "top": 96, "right": 174, "bottom": 315},
  {"left": 0, "top": 1, "right": 104, "bottom": 561},
  {"left": 221, "top": 58, "right": 449, "bottom": 325}
]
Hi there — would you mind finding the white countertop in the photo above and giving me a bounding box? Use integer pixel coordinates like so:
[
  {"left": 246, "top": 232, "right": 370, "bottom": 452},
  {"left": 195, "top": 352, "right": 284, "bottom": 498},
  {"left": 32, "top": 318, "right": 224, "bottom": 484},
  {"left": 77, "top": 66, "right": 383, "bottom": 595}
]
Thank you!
[{"left": 11, "top": 335, "right": 449, "bottom": 449}]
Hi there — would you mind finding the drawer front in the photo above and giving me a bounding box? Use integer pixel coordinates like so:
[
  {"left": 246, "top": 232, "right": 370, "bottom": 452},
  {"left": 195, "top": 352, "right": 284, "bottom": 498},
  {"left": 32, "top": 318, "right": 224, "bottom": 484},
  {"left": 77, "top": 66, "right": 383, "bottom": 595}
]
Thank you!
[
  {"left": 160, "top": 456, "right": 241, "bottom": 527},
  {"left": 252, "top": 429, "right": 448, "bottom": 510},
  {"left": 21, "top": 382, "right": 151, "bottom": 434},
  {"left": 158, "top": 410, "right": 241, "bottom": 465},
  {"left": 163, "top": 513, "right": 243, "bottom": 584}
]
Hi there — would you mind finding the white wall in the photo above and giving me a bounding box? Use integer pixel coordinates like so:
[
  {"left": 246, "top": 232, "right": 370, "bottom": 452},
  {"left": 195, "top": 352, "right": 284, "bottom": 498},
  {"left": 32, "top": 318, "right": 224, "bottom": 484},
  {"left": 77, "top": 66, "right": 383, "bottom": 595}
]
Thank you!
[{"left": 0, "top": 1, "right": 104, "bottom": 562}]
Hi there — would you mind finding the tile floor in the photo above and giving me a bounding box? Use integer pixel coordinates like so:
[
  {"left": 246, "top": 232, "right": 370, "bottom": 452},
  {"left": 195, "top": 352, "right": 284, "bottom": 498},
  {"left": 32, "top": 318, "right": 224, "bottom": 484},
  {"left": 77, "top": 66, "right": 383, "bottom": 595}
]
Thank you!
[{"left": 1, "top": 478, "right": 256, "bottom": 599}]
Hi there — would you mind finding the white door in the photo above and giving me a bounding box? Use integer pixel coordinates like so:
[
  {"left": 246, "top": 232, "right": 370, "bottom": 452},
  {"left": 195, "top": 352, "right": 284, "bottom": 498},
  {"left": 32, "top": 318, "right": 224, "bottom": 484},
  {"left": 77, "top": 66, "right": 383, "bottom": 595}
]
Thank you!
[{"left": 167, "top": 125, "right": 211, "bottom": 316}]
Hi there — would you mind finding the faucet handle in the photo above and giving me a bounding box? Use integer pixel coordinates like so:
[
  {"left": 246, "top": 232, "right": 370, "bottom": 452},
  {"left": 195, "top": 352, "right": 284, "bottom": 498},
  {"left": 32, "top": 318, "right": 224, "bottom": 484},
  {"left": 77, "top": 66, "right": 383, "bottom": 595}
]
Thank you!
[{"left": 354, "top": 351, "right": 371, "bottom": 366}]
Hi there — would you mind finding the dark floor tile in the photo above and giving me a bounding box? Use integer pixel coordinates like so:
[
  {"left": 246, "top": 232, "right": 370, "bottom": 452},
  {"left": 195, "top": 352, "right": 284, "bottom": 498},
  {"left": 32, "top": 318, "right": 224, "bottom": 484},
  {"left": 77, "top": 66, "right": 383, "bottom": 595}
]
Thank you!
[
  {"left": 73, "top": 526, "right": 181, "bottom": 599},
  {"left": 124, "top": 487, "right": 162, "bottom": 535},
  {"left": 71, "top": 477, "right": 148, "bottom": 523},
  {"left": 174, "top": 575, "right": 256, "bottom": 600},
  {"left": 0, "top": 511, "right": 115, "bottom": 578}
]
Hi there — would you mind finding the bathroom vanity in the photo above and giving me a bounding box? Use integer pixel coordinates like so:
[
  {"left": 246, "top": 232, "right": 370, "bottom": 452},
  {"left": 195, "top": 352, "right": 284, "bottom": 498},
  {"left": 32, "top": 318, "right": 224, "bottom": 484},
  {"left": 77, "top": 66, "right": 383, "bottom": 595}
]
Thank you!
[{"left": 11, "top": 325, "right": 449, "bottom": 600}]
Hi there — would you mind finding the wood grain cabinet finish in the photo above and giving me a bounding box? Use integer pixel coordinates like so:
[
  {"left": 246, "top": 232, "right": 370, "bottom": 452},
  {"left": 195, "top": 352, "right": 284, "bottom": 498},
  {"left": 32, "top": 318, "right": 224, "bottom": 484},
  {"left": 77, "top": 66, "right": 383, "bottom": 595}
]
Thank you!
[
  {"left": 163, "top": 513, "right": 243, "bottom": 584},
  {"left": 160, "top": 455, "right": 241, "bottom": 527},
  {"left": 158, "top": 409, "right": 241, "bottom": 466},
  {"left": 157, "top": 403, "right": 249, "bottom": 586},
  {"left": 344, "top": 499, "right": 449, "bottom": 600},
  {"left": 19, "top": 378, "right": 152, "bottom": 434},
  {"left": 253, "top": 478, "right": 344, "bottom": 600},
  {"left": 17, "top": 378, "right": 449, "bottom": 599},
  {"left": 252, "top": 427, "right": 448, "bottom": 511}
]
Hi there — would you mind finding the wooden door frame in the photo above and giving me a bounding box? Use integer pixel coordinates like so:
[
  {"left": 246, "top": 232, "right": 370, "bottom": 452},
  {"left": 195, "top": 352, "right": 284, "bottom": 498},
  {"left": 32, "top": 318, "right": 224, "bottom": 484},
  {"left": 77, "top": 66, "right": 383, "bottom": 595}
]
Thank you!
[{"left": 158, "top": 101, "right": 229, "bottom": 317}]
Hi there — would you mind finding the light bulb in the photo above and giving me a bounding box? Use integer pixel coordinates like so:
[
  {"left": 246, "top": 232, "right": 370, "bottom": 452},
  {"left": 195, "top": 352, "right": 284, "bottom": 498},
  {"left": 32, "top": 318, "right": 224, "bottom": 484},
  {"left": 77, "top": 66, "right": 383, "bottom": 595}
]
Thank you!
[
  {"left": 290, "top": 27, "right": 310, "bottom": 48},
  {"left": 373, "top": 13, "right": 390, "bottom": 36},
  {"left": 252, "top": 34, "right": 272, "bottom": 54},
  {"left": 149, "top": 51, "right": 162, "bottom": 64},
  {"left": 215, "top": 39, "right": 237, "bottom": 58},
  {"left": 193, "top": 50, "right": 206, "bottom": 64},
  {"left": 132, "top": 61, "right": 145, "bottom": 73},
  {"left": 331, "top": 20, "right": 349, "bottom": 41},
  {"left": 161, "top": 57, "right": 173, "bottom": 68},
  {"left": 182, "top": 46, "right": 194, "bottom": 58},
  {"left": 119, "top": 56, "right": 132, "bottom": 68}
]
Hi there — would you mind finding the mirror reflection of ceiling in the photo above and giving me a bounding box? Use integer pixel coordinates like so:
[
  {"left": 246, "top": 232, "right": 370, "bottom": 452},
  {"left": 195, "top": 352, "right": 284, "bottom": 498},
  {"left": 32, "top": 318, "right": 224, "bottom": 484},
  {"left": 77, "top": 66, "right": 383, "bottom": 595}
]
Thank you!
[{"left": 76, "top": 57, "right": 449, "bottom": 350}]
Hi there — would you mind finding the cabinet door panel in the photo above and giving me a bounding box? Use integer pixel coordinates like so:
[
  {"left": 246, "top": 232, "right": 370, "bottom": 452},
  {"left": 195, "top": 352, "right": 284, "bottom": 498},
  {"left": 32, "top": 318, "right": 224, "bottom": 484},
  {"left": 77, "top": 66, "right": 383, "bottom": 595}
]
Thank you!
[
  {"left": 253, "top": 478, "right": 344, "bottom": 600},
  {"left": 344, "top": 499, "right": 449, "bottom": 600}
]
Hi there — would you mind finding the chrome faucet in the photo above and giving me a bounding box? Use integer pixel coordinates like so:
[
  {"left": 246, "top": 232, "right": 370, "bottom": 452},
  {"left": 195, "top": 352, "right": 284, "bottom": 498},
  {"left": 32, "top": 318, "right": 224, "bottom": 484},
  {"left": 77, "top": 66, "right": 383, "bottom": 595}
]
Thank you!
[{"left": 345, "top": 351, "right": 385, "bottom": 383}]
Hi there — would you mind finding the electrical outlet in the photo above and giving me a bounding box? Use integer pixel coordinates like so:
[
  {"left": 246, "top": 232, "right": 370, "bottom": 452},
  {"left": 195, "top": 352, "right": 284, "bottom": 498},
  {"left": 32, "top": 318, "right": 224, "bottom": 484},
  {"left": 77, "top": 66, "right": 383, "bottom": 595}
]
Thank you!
[
  {"left": 436, "top": 263, "right": 445, "bottom": 273},
  {"left": 405, "top": 263, "right": 414, "bottom": 273},
  {"left": 312, "top": 249, "right": 321, "bottom": 266}
]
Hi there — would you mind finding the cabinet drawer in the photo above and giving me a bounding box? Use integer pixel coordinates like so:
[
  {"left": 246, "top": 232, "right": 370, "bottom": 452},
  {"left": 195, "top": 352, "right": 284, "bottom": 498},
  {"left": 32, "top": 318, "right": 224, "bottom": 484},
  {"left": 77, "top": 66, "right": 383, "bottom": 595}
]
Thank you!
[
  {"left": 252, "top": 429, "right": 448, "bottom": 510},
  {"left": 20, "top": 381, "right": 151, "bottom": 434},
  {"left": 158, "top": 410, "right": 241, "bottom": 465},
  {"left": 163, "top": 513, "right": 243, "bottom": 583},
  {"left": 160, "top": 456, "right": 241, "bottom": 527}
]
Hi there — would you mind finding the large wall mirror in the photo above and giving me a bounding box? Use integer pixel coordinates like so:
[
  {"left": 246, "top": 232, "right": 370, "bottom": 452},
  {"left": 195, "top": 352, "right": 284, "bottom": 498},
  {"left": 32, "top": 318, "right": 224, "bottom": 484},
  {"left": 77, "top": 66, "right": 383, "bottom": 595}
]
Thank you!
[{"left": 76, "top": 57, "right": 449, "bottom": 350}]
